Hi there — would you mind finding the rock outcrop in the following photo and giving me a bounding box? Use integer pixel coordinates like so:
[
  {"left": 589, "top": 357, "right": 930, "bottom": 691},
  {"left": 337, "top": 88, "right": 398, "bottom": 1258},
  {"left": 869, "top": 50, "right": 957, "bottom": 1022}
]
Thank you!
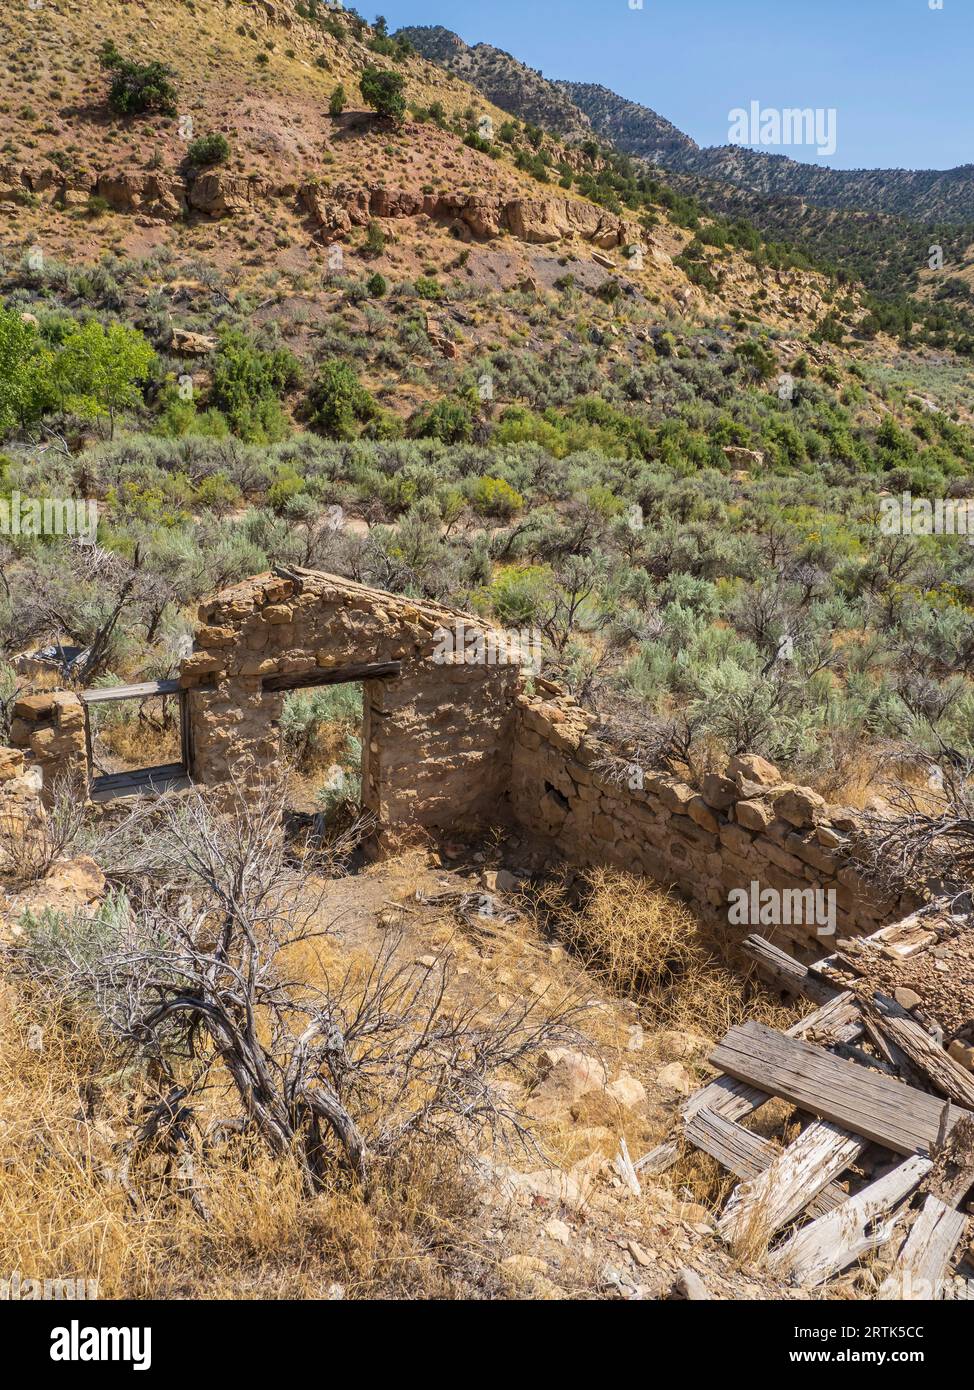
[{"left": 299, "top": 182, "right": 641, "bottom": 248}]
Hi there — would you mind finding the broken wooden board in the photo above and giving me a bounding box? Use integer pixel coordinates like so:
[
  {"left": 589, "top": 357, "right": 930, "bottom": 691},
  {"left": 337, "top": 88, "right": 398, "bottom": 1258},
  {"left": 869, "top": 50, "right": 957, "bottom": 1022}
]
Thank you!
[
  {"left": 717, "top": 1121, "right": 866, "bottom": 1246},
  {"left": 867, "top": 996, "right": 974, "bottom": 1110},
  {"left": 768, "top": 1154, "right": 932, "bottom": 1286},
  {"left": 877, "top": 1195, "right": 969, "bottom": 1300},
  {"left": 709, "top": 1021, "right": 969, "bottom": 1156},
  {"left": 683, "top": 991, "right": 862, "bottom": 1125},
  {"left": 80, "top": 679, "right": 182, "bottom": 703},
  {"left": 633, "top": 1140, "right": 680, "bottom": 1177},
  {"left": 742, "top": 934, "right": 841, "bottom": 1004},
  {"left": 684, "top": 1109, "right": 846, "bottom": 1220}
]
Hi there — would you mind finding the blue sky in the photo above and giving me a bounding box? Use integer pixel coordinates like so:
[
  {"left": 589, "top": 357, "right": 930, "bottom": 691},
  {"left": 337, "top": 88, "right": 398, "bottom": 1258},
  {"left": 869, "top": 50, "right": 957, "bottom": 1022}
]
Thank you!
[{"left": 378, "top": 0, "right": 972, "bottom": 171}]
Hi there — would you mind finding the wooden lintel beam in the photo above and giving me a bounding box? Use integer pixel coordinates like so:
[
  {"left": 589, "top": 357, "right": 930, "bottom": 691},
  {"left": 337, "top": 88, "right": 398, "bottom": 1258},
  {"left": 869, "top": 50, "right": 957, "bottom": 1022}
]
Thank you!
[{"left": 262, "top": 661, "right": 402, "bottom": 693}]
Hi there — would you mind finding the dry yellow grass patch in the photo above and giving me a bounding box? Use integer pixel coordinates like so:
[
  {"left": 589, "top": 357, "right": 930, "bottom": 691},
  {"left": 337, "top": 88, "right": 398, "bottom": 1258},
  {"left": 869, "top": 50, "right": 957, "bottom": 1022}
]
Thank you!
[
  {"left": 529, "top": 867, "right": 793, "bottom": 1039},
  {"left": 95, "top": 716, "right": 182, "bottom": 770},
  {"left": 0, "top": 978, "right": 499, "bottom": 1299}
]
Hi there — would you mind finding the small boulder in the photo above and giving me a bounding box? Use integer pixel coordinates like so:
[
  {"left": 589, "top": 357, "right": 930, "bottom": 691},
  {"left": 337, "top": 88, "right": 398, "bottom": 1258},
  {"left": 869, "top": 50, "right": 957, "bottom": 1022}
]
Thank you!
[
  {"left": 656, "top": 1061, "right": 694, "bottom": 1095},
  {"left": 776, "top": 785, "right": 827, "bottom": 828},
  {"left": 727, "top": 754, "right": 781, "bottom": 787},
  {"left": 701, "top": 773, "right": 737, "bottom": 811},
  {"left": 735, "top": 798, "right": 774, "bottom": 832},
  {"left": 605, "top": 1073, "right": 647, "bottom": 1110}
]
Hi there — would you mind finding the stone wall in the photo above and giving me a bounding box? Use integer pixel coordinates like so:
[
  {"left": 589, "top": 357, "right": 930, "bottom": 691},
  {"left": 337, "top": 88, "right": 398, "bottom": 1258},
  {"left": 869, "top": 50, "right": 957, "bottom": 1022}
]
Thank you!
[
  {"left": 8, "top": 691, "right": 87, "bottom": 802},
  {"left": 181, "top": 568, "right": 522, "bottom": 829},
  {"left": 509, "top": 687, "right": 910, "bottom": 959},
  {"left": 0, "top": 570, "right": 912, "bottom": 954}
]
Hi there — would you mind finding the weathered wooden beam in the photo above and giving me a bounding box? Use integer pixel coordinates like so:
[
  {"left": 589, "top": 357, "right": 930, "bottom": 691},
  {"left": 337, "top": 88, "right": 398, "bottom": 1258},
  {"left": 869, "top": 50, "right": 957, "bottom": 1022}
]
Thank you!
[
  {"left": 80, "top": 679, "right": 182, "bottom": 703},
  {"left": 683, "top": 990, "right": 862, "bottom": 1124},
  {"left": 89, "top": 764, "right": 190, "bottom": 805},
  {"left": 742, "top": 934, "right": 841, "bottom": 1005},
  {"left": 261, "top": 661, "right": 401, "bottom": 693},
  {"left": 684, "top": 1109, "right": 846, "bottom": 1220},
  {"left": 867, "top": 995, "right": 974, "bottom": 1109},
  {"left": 877, "top": 1195, "right": 969, "bottom": 1300},
  {"left": 709, "top": 1021, "right": 968, "bottom": 1156},
  {"left": 633, "top": 1140, "right": 680, "bottom": 1176},
  {"left": 769, "top": 1154, "right": 932, "bottom": 1286},
  {"left": 717, "top": 1121, "right": 866, "bottom": 1246}
]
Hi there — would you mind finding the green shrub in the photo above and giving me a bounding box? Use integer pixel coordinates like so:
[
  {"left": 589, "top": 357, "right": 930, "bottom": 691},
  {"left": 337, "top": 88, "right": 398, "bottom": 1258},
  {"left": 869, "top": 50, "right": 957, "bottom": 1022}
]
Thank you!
[
  {"left": 187, "top": 132, "right": 230, "bottom": 167},
  {"left": 308, "top": 360, "right": 380, "bottom": 439},
  {"left": 99, "top": 40, "right": 178, "bottom": 117},
  {"left": 209, "top": 332, "right": 300, "bottom": 443},
  {"left": 409, "top": 397, "right": 472, "bottom": 444},
  {"left": 469, "top": 476, "right": 524, "bottom": 517},
  {"left": 414, "top": 276, "right": 443, "bottom": 300},
  {"left": 359, "top": 66, "right": 406, "bottom": 123}
]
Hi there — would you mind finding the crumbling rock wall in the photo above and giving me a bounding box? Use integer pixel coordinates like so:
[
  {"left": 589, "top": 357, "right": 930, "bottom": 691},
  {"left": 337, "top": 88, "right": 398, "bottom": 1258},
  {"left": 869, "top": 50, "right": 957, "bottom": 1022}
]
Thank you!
[
  {"left": 508, "top": 687, "right": 911, "bottom": 959},
  {"left": 0, "top": 572, "right": 910, "bottom": 954},
  {"left": 8, "top": 691, "right": 87, "bottom": 802},
  {"left": 181, "top": 568, "right": 522, "bottom": 829}
]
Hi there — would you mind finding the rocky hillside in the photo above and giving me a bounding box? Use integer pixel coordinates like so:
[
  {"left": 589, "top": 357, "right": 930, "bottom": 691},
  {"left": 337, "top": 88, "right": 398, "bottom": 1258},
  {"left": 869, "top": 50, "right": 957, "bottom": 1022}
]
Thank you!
[
  {"left": 556, "top": 81, "right": 698, "bottom": 168},
  {"left": 0, "top": 0, "right": 877, "bottom": 434},
  {"left": 396, "top": 26, "right": 594, "bottom": 142}
]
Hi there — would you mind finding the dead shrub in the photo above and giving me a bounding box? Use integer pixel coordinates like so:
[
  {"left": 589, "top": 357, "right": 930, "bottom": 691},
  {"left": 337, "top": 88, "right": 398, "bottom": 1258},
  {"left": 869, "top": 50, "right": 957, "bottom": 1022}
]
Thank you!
[
  {"left": 527, "top": 866, "right": 793, "bottom": 1038},
  {"left": 0, "top": 979, "right": 502, "bottom": 1299},
  {"left": 0, "top": 770, "right": 89, "bottom": 884},
  {"left": 10, "top": 775, "right": 587, "bottom": 1210}
]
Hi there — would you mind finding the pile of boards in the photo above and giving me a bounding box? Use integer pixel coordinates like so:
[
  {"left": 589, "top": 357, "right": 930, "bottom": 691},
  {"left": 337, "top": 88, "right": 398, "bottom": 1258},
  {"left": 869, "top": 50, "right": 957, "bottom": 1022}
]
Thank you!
[{"left": 680, "top": 912, "right": 974, "bottom": 1297}]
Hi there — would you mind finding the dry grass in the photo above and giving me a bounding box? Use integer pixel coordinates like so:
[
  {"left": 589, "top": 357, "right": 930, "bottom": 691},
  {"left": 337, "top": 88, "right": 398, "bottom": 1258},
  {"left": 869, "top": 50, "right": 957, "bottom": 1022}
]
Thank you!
[
  {"left": 0, "top": 976, "right": 503, "bottom": 1300},
  {"left": 94, "top": 715, "right": 181, "bottom": 771},
  {"left": 527, "top": 867, "right": 793, "bottom": 1039}
]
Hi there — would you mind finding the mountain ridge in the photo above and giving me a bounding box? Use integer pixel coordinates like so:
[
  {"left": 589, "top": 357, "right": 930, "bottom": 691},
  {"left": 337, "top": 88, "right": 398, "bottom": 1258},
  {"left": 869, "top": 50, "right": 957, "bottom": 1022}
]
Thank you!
[{"left": 399, "top": 25, "right": 974, "bottom": 224}]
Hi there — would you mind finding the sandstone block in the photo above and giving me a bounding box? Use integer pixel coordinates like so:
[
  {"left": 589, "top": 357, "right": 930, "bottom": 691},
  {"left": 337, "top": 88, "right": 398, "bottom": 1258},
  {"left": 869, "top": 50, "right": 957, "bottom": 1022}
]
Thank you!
[
  {"left": 727, "top": 753, "right": 782, "bottom": 787},
  {"left": 687, "top": 795, "right": 719, "bottom": 833},
  {"left": 701, "top": 773, "right": 737, "bottom": 810},
  {"left": 735, "top": 798, "right": 774, "bottom": 832},
  {"left": 777, "top": 786, "right": 827, "bottom": 827}
]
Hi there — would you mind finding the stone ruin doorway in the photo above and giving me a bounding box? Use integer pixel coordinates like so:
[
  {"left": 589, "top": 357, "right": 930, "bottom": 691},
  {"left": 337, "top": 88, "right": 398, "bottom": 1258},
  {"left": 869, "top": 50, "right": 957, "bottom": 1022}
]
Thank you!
[
  {"left": 266, "top": 660, "right": 401, "bottom": 831},
  {"left": 81, "top": 679, "right": 191, "bottom": 803}
]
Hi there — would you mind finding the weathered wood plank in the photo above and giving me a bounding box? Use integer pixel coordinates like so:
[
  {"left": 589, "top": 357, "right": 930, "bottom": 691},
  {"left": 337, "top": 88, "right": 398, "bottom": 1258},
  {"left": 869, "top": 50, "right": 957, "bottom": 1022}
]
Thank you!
[
  {"left": 633, "top": 1140, "right": 680, "bottom": 1176},
  {"left": 868, "top": 996, "right": 974, "bottom": 1109},
  {"left": 742, "top": 934, "right": 841, "bottom": 1004},
  {"left": 709, "top": 1021, "right": 968, "bottom": 1156},
  {"left": 89, "top": 763, "right": 190, "bottom": 802},
  {"left": 683, "top": 992, "right": 862, "bottom": 1124},
  {"left": 877, "top": 1195, "right": 968, "bottom": 1299},
  {"left": 717, "top": 1121, "right": 866, "bottom": 1245},
  {"left": 80, "top": 679, "right": 182, "bottom": 703},
  {"left": 261, "top": 661, "right": 401, "bottom": 693},
  {"left": 769, "top": 1155, "right": 932, "bottom": 1286},
  {"left": 684, "top": 1109, "right": 845, "bottom": 1220}
]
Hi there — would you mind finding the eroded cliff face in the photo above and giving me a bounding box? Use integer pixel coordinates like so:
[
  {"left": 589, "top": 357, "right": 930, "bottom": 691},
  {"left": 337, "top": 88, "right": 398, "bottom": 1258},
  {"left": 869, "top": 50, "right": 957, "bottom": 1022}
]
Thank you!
[{"left": 1, "top": 158, "right": 640, "bottom": 250}]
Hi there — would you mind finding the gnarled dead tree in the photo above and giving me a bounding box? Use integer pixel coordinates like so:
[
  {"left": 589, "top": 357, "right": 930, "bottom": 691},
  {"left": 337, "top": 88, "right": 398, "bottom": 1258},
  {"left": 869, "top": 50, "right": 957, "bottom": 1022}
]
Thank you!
[
  {"left": 858, "top": 751, "right": 974, "bottom": 911},
  {"left": 12, "top": 776, "right": 586, "bottom": 1201}
]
